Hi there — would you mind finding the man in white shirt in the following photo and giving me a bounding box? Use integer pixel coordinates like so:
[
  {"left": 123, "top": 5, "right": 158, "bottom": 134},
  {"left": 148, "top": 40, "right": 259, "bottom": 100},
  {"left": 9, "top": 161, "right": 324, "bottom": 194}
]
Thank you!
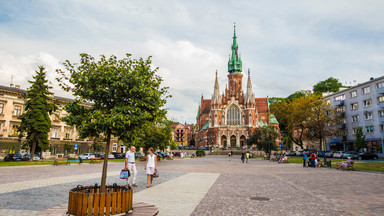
[{"left": 125, "top": 146, "right": 137, "bottom": 187}]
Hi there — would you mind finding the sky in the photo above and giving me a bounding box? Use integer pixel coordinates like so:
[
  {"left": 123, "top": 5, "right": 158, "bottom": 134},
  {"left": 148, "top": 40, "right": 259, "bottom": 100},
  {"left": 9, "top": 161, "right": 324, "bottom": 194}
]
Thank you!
[{"left": 0, "top": 0, "right": 384, "bottom": 124}]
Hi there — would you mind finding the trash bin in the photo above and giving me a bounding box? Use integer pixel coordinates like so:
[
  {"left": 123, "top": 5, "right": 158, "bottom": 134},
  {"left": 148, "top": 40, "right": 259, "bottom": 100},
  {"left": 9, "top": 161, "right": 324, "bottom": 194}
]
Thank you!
[{"left": 79, "top": 157, "right": 83, "bottom": 164}]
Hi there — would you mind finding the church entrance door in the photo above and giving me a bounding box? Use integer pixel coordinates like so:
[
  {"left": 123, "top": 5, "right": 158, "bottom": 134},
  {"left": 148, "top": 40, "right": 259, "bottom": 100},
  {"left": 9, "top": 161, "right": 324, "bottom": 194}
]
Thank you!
[
  {"left": 230, "top": 135, "right": 236, "bottom": 148},
  {"left": 221, "top": 135, "right": 227, "bottom": 148}
]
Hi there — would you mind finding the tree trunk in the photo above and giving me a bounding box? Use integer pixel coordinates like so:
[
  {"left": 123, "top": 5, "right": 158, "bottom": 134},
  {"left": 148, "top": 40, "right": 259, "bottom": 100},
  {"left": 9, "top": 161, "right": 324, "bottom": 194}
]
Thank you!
[
  {"left": 100, "top": 133, "right": 111, "bottom": 193},
  {"left": 30, "top": 139, "right": 37, "bottom": 162}
]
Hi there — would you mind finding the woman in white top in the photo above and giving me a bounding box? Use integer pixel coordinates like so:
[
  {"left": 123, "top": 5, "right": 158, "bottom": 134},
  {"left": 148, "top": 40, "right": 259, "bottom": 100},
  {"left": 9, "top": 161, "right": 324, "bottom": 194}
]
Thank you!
[{"left": 144, "top": 147, "right": 157, "bottom": 188}]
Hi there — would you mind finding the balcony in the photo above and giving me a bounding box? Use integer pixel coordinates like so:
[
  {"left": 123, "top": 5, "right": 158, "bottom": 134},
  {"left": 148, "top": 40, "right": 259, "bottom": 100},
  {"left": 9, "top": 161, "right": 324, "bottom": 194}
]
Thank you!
[
  {"left": 336, "top": 124, "right": 346, "bottom": 129},
  {"left": 377, "top": 87, "right": 384, "bottom": 94},
  {"left": 334, "top": 100, "right": 344, "bottom": 106},
  {"left": 336, "top": 112, "right": 345, "bottom": 118},
  {"left": 380, "top": 102, "right": 384, "bottom": 108}
]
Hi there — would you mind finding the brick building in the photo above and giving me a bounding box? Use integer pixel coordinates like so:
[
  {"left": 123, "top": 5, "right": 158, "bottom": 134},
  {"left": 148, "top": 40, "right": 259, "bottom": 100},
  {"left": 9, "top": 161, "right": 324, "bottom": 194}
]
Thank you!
[
  {"left": 195, "top": 26, "right": 280, "bottom": 148},
  {"left": 171, "top": 123, "right": 194, "bottom": 147}
]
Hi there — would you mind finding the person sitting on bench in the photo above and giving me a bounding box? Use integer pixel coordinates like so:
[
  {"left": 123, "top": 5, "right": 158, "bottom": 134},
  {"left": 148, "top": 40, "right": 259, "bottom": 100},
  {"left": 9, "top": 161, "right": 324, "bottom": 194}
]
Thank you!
[{"left": 341, "top": 157, "right": 352, "bottom": 170}]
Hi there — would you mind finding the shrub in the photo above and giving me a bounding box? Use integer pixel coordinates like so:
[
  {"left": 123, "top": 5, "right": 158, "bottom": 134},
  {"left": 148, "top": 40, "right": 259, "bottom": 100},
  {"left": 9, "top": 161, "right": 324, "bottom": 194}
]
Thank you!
[{"left": 196, "top": 150, "right": 205, "bottom": 157}]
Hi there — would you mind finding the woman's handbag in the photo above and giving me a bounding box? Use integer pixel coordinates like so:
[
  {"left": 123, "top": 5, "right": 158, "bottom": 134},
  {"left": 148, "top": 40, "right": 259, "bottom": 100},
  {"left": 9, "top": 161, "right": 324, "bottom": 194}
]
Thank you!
[
  {"left": 120, "top": 168, "right": 130, "bottom": 179},
  {"left": 152, "top": 169, "right": 159, "bottom": 178}
]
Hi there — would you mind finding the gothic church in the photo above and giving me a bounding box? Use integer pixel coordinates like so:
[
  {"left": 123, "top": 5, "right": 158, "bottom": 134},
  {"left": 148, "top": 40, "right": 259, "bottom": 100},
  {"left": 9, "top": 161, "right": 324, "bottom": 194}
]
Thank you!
[{"left": 195, "top": 26, "right": 280, "bottom": 148}]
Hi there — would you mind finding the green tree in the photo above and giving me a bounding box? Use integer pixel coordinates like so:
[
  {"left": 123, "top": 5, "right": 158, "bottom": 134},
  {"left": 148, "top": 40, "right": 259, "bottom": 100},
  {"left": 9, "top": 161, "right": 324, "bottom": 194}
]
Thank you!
[
  {"left": 63, "top": 143, "right": 73, "bottom": 156},
  {"left": 313, "top": 77, "right": 342, "bottom": 94},
  {"left": 18, "top": 66, "right": 57, "bottom": 162},
  {"left": 286, "top": 90, "right": 312, "bottom": 102},
  {"left": 247, "top": 125, "right": 279, "bottom": 159},
  {"left": 141, "top": 120, "right": 173, "bottom": 152},
  {"left": 304, "top": 94, "right": 338, "bottom": 150},
  {"left": 57, "top": 53, "right": 169, "bottom": 192},
  {"left": 354, "top": 127, "right": 367, "bottom": 151}
]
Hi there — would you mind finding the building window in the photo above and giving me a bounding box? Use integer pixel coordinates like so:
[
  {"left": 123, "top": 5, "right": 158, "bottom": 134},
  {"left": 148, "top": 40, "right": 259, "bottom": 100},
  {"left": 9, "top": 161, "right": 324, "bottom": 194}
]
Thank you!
[
  {"left": 364, "top": 112, "right": 373, "bottom": 120},
  {"left": 0, "top": 103, "right": 3, "bottom": 114},
  {"left": 378, "top": 96, "right": 384, "bottom": 104},
  {"left": 51, "top": 128, "right": 59, "bottom": 138},
  {"left": 363, "top": 99, "right": 372, "bottom": 107},
  {"left": 334, "top": 95, "right": 345, "bottom": 101},
  {"left": 13, "top": 105, "right": 22, "bottom": 116},
  {"left": 377, "top": 82, "right": 384, "bottom": 89},
  {"left": 351, "top": 103, "right": 358, "bottom": 110},
  {"left": 336, "top": 106, "right": 346, "bottom": 112},
  {"left": 350, "top": 90, "right": 357, "bottom": 98},
  {"left": 352, "top": 128, "right": 357, "bottom": 135},
  {"left": 11, "top": 124, "right": 19, "bottom": 136},
  {"left": 112, "top": 143, "right": 117, "bottom": 152},
  {"left": 365, "top": 126, "right": 374, "bottom": 133},
  {"left": 53, "top": 112, "right": 60, "bottom": 121},
  {"left": 351, "top": 115, "right": 359, "bottom": 122},
  {"left": 227, "top": 105, "right": 240, "bottom": 125},
  {"left": 362, "top": 86, "right": 371, "bottom": 94},
  {"left": 380, "top": 124, "right": 384, "bottom": 132},
  {"left": 379, "top": 110, "right": 384, "bottom": 117}
]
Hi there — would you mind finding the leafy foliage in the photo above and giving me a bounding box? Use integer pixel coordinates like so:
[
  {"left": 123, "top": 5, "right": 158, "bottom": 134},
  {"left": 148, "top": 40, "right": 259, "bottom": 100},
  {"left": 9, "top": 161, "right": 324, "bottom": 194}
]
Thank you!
[
  {"left": 57, "top": 53, "right": 169, "bottom": 192},
  {"left": 247, "top": 125, "right": 279, "bottom": 157},
  {"left": 286, "top": 90, "right": 312, "bottom": 102},
  {"left": 18, "top": 66, "right": 57, "bottom": 161},
  {"left": 313, "top": 77, "right": 342, "bottom": 94},
  {"left": 354, "top": 127, "right": 367, "bottom": 151},
  {"left": 140, "top": 120, "right": 173, "bottom": 153},
  {"left": 196, "top": 150, "right": 205, "bottom": 157}
]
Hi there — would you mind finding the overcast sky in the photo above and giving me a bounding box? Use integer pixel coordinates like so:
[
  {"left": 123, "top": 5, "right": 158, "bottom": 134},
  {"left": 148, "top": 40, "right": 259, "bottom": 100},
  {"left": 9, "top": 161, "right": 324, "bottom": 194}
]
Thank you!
[{"left": 1, "top": 0, "right": 384, "bottom": 123}]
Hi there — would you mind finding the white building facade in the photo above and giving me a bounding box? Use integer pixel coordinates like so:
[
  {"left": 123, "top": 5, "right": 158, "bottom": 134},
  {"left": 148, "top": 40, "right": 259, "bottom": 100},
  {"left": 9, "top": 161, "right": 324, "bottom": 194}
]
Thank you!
[{"left": 324, "top": 76, "right": 384, "bottom": 156}]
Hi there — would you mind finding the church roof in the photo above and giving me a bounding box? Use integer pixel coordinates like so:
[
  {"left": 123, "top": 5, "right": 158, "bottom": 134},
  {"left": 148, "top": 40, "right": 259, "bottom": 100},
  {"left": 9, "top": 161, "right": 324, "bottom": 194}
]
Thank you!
[
  {"left": 269, "top": 114, "right": 279, "bottom": 124},
  {"left": 255, "top": 97, "right": 269, "bottom": 113},
  {"left": 201, "top": 99, "right": 211, "bottom": 115},
  {"left": 200, "top": 122, "right": 210, "bottom": 132}
]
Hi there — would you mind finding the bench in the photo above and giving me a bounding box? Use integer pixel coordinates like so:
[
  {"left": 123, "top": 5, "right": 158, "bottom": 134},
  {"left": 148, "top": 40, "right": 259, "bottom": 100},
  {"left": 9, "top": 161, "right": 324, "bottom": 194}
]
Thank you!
[
  {"left": 90, "top": 157, "right": 103, "bottom": 164},
  {"left": 336, "top": 161, "right": 354, "bottom": 171},
  {"left": 54, "top": 158, "right": 70, "bottom": 166}
]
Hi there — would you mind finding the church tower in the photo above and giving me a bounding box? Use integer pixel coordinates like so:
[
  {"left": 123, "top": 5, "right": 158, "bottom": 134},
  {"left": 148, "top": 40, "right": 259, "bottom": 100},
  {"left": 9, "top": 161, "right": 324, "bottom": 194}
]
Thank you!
[{"left": 227, "top": 24, "right": 243, "bottom": 101}]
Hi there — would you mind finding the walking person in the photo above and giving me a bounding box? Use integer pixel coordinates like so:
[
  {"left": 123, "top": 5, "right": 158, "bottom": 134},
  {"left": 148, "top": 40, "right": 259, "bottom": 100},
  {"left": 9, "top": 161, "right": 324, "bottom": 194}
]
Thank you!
[
  {"left": 241, "top": 151, "right": 245, "bottom": 163},
  {"left": 302, "top": 151, "right": 308, "bottom": 168},
  {"left": 246, "top": 152, "right": 250, "bottom": 163},
  {"left": 310, "top": 152, "right": 316, "bottom": 168},
  {"left": 124, "top": 146, "right": 137, "bottom": 187},
  {"left": 144, "top": 147, "right": 157, "bottom": 188}
]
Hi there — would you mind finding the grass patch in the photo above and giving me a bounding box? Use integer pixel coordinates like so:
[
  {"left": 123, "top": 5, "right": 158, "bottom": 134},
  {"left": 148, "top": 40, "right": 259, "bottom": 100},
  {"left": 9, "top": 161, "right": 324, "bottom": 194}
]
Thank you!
[{"left": 287, "top": 157, "right": 384, "bottom": 173}]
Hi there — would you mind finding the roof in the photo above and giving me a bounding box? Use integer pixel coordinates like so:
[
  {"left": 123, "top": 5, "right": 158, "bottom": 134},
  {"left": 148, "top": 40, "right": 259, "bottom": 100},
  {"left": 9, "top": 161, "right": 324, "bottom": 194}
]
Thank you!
[
  {"left": 200, "top": 122, "right": 210, "bottom": 132},
  {"left": 201, "top": 99, "right": 211, "bottom": 115},
  {"left": 269, "top": 114, "right": 279, "bottom": 124},
  {"left": 255, "top": 97, "right": 269, "bottom": 113}
]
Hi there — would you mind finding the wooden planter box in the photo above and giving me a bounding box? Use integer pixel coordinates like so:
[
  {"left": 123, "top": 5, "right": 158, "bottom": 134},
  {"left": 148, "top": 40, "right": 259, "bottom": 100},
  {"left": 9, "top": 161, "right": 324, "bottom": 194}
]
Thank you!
[{"left": 68, "top": 184, "right": 133, "bottom": 216}]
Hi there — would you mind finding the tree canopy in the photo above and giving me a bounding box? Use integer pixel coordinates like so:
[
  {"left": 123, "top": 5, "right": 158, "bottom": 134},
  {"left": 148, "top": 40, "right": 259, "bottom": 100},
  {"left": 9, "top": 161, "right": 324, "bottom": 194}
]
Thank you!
[
  {"left": 313, "top": 77, "right": 342, "bottom": 94},
  {"left": 247, "top": 125, "right": 279, "bottom": 158},
  {"left": 354, "top": 127, "right": 367, "bottom": 151},
  {"left": 57, "top": 53, "right": 169, "bottom": 192},
  {"left": 18, "top": 66, "right": 57, "bottom": 161}
]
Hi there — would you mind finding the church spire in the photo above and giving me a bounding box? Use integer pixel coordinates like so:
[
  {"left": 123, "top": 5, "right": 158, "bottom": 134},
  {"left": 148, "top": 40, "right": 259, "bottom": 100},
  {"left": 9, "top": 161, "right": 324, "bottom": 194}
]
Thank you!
[
  {"left": 245, "top": 68, "right": 255, "bottom": 105},
  {"left": 212, "top": 70, "right": 221, "bottom": 106},
  {"left": 228, "top": 23, "right": 243, "bottom": 73}
]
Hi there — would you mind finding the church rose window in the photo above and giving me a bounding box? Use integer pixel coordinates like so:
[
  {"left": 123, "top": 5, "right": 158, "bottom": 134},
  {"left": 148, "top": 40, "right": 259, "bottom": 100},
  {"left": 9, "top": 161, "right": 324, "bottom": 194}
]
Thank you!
[{"left": 227, "top": 105, "right": 240, "bottom": 125}]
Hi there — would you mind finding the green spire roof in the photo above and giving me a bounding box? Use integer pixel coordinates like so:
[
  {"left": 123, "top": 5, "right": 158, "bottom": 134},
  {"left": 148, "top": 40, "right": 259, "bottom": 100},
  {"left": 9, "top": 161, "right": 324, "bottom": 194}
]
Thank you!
[
  {"left": 196, "top": 105, "right": 200, "bottom": 119},
  {"left": 228, "top": 24, "right": 243, "bottom": 73}
]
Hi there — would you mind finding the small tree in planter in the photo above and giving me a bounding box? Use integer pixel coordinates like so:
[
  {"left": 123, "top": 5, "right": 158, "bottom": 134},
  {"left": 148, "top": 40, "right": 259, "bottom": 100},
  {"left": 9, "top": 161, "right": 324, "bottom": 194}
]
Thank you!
[{"left": 57, "top": 53, "right": 169, "bottom": 193}]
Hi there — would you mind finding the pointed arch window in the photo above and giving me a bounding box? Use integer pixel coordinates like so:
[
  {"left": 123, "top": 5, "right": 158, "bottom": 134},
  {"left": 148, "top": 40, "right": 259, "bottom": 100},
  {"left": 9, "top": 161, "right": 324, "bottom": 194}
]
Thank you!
[{"left": 227, "top": 105, "right": 240, "bottom": 125}]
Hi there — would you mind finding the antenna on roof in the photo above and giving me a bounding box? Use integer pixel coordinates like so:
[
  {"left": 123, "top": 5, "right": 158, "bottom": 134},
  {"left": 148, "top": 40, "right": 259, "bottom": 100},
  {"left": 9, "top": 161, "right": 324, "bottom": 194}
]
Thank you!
[{"left": 11, "top": 75, "right": 14, "bottom": 85}]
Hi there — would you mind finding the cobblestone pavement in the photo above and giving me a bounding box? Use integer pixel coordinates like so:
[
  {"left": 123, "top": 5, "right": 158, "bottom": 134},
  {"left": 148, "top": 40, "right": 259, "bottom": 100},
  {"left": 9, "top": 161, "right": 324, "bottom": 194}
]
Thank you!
[{"left": 1, "top": 156, "right": 384, "bottom": 215}]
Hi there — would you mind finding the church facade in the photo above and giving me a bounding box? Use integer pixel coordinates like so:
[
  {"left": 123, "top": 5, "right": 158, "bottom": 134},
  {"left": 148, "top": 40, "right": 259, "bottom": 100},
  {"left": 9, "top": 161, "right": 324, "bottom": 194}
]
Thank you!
[{"left": 195, "top": 27, "right": 280, "bottom": 148}]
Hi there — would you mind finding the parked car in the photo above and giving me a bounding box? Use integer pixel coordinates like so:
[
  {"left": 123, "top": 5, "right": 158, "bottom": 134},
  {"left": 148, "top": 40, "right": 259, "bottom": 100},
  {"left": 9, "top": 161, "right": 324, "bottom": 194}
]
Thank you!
[
  {"left": 112, "top": 152, "right": 124, "bottom": 159},
  {"left": 358, "top": 152, "right": 379, "bottom": 160},
  {"left": 22, "top": 154, "right": 41, "bottom": 161},
  {"left": 173, "top": 152, "right": 181, "bottom": 157},
  {"left": 79, "top": 153, "right": 95, "bottom": 160},
  {"left": 156, "top": 152, "right": 166, "bottom": 159},
  {"left": 285, "top": 151, "right": 296, "bottom": 156},
  {"left": 318, "top": 151, "right": 329, "bottom": 158},
  {"left": 342, "top": 151, "right": 358, "bottom": 159},
  {"left": 333, "top": 151, "right": 345, "bottom": 158},
  {"left": 108, "top": 154, "right": 115, "bottom": 159},
  {"left": 95, "top": 153, "right": 105, "bottom": 159},
  {"left": 3, "top": 154, "right": 23, "bottom": 161},
  {"left": 295, "top": 151, "right": 302, "bottom": 156},
  {"left": 325, "top": 151, "right": 334, "bottom": 158},
  {"left": 134, "top": 152, "right": 145, "bottom": 159}
]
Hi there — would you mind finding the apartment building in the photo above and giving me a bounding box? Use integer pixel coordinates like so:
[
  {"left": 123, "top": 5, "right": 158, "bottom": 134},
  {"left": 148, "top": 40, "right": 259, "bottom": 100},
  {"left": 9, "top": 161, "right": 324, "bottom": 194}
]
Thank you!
[
  {"left": 0, "top": 84, "right": 124, "bottom": 158},
  {"left": 171, "top": 123, "right": 194, "bottom": 147},
  {"left": 324, "top": 76, "right": 384, "bottom": 156}
]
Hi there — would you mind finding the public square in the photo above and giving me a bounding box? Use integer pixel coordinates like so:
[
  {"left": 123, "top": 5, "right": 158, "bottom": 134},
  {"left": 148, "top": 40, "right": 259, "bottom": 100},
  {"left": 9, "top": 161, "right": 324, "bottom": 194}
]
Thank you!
[{"left": 0, "top": 156, "right": 383, "bottom": 216}]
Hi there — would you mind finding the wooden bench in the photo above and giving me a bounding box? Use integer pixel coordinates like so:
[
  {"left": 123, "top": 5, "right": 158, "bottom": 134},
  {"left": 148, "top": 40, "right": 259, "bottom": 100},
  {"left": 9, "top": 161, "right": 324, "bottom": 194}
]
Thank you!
[
  {"left": 336, "top": 161, "right": 354, "bottom": 171},
  {"left": 90, "top": 157, "right": 103, "bottom": 164},
  {"left": 54, "top": 158, "right": 70, "bottom": 166}
]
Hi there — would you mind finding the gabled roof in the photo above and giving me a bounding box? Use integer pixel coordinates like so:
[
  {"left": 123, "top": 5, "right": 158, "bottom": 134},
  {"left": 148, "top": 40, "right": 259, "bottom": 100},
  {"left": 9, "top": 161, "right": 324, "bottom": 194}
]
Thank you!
[
  {"left": 201, "top": 99, "right": 211, "bottom": 115},
  {"left": 200, "top": 122, "right": 210, "bottom": 132},
  {"left": 255, "top": 97, "right": 268, "bottom": 113},
  {"left": 270, "top": 114, "right": 279, "bottom": 124}
]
